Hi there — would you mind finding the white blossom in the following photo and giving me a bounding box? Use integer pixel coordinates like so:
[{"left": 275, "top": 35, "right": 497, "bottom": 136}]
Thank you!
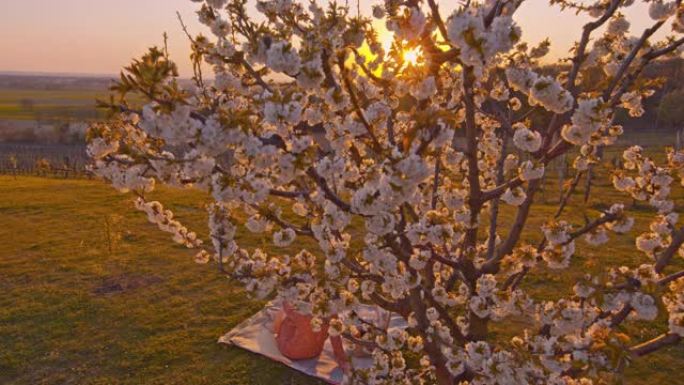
[
  {"left": 501, "top": 187, "right": 527, "bottom": 206},
  {"left": 512, "top": 123, "right": 542, "bottom": 153},
  {"left": 273, "top": 228, "right": 296, "bottom": 247},
  {"left": 649, "top": 1, "right": 676, "bottom": 21}
]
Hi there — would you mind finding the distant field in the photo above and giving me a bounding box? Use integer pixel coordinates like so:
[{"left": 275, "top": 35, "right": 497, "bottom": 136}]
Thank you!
[
  {"left": 1, "top": 169, "right": 683, "bottom": 384},
  {"left": 0, "top": 88, "right": 108, "bottom": 121},
  {"left": 0, "top": 73, "right": 183, "bottom": 123}
]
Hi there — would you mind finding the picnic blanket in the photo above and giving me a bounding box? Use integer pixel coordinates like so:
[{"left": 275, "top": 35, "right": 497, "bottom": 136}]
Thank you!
[{"left": 219, "top": 301, "right": 408, "bottom": 384}]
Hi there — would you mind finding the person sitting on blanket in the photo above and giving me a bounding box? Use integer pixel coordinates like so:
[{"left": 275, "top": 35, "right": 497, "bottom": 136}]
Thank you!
[{"left": 273, "top": 301, "right": 351, "bottom": 373}]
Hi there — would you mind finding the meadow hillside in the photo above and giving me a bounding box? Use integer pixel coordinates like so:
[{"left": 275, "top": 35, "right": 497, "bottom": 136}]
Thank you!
[
  {"left": 1, "top": 173, "right": 683, "bottom": 384},
  {"left": 0, "top": 176, "right": 323, "bottom": 385}
]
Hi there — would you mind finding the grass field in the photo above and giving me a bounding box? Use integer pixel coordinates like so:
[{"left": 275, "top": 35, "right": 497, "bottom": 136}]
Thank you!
[
  {"left": 1, "top": 170, "right": 683, "bottom": 384},
  {"left": 0, "top": 176, "right": 322, "bottom": 385}
]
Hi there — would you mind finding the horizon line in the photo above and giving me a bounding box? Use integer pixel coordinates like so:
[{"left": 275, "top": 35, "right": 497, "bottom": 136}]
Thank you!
[
  {"left": 0, "top": 70, "right": 119, "bottom": 78},
  {"left": 0, "top": 70, "right": 206, "bottom": 81}
]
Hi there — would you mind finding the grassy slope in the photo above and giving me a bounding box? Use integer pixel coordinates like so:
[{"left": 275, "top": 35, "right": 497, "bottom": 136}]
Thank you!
[{"left": 0, "top": 174, "right": 682, "bottom": 384}]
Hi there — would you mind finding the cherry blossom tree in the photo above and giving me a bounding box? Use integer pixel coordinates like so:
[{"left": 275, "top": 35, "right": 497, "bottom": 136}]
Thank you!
[{"left": 88, "top": 0, "right": 684, "bottom": 383}]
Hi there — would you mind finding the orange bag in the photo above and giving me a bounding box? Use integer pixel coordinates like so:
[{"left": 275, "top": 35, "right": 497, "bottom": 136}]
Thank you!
[{"left": 274, "top": 302, "right": 349, "bottom": 372}]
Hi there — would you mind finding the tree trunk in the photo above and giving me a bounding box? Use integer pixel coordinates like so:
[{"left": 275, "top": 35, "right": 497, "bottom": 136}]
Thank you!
[{"left": 409, "top": 290, "right": 454, "bottom": 385}]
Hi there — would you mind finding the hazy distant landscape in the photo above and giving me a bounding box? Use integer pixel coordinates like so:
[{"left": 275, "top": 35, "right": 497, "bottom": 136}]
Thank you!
[
  {"left": 0, "top": 74, "right": 110, "bottom": 176},
  {"left": 0, "top": 73, "right": 111, "bottom": 139}
]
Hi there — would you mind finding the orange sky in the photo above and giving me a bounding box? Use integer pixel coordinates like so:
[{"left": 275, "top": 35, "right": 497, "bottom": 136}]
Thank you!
[{"left": 0, "top": 0, "right": 669, "bottom": 77}]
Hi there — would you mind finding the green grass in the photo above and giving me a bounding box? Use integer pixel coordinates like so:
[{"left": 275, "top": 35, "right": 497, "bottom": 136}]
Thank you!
[
  {"left": 0, "top": 176, "right": 321, "bottom": 385},
  {"left": 0, "top": 173, "right": 682, "bottom": 384}
]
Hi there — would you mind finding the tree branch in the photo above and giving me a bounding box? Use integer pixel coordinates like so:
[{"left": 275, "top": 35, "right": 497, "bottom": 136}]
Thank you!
[{"left": 630, "top": 333, "right": 681, "bottom": 357}]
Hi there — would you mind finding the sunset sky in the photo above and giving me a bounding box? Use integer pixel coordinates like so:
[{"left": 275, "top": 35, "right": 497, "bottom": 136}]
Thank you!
[{"left": 0, "top": 1, "right": 666, "bottom": 77}]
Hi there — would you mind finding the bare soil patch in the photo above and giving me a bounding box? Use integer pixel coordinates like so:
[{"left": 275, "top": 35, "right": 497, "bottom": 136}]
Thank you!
[{"left": 92, "top": 274, "right": 163, "bottom": 295}]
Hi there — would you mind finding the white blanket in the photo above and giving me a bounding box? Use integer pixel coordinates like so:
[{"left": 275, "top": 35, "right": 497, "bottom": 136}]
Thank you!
[{"left": 219, "top": 302, "right": 407, "bottom": 384}]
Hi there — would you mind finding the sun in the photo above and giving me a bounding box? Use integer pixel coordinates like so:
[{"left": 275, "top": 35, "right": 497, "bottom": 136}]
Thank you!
[{"left": 403, "top": 47, "right": 422, "bottom": 66}]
